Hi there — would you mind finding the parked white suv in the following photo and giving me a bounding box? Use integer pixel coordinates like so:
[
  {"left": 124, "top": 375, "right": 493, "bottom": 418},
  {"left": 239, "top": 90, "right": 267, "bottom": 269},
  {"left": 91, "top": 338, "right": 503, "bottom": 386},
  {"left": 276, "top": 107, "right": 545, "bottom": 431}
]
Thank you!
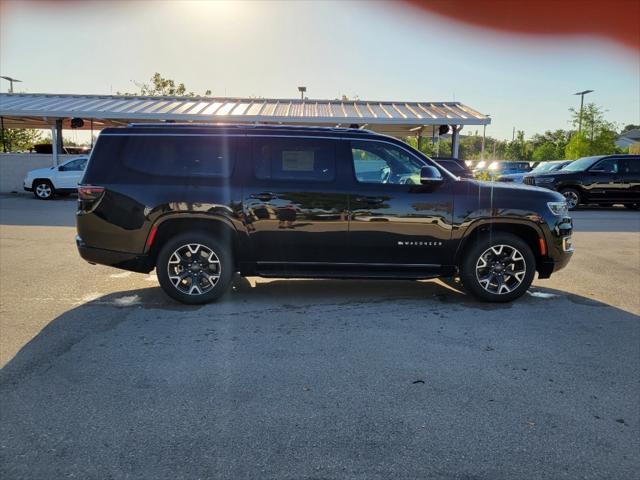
[{"left": 24, "top": 156, "right": 89, "bottom": 199}]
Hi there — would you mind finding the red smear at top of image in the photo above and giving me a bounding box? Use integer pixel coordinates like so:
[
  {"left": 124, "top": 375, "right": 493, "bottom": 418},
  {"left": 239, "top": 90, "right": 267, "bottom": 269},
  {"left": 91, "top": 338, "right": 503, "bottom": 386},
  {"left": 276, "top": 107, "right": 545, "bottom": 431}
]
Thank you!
[{"left": 402, "top": 0, "right": 640, "bottom": 52}]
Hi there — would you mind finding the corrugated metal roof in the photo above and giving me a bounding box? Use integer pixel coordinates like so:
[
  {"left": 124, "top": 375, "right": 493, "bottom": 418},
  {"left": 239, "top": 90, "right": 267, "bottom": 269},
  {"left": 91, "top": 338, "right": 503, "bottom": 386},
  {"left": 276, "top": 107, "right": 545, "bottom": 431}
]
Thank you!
[{"left": 0, "top": 93, "right": 490, "bottom": 136}]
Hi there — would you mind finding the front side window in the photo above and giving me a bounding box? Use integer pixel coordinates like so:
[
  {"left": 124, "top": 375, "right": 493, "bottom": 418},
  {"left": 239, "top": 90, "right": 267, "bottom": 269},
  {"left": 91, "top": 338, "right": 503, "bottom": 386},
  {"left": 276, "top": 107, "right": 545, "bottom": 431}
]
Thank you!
[
  {"left": 591, "top": 158, "right": 619, "bottom": 173},
  {"left": 253, "top": 138, "right": 335, "bottom": 182},
  {"left": 62, "top": 158, "right": 87, "bottom": 171},
  {"left": 351, "top": 141, "right": 423, "bottom": 185}
]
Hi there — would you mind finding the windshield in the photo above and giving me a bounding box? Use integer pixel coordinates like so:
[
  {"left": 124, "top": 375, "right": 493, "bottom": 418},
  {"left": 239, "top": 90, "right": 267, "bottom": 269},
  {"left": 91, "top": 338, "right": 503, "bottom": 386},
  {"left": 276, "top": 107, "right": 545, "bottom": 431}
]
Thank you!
[
  {"left": 562, "top": 156, "right": 602, "bottom": 172},
  {"left": 532, "top": 162, "right": 558, "bottom": 172}
]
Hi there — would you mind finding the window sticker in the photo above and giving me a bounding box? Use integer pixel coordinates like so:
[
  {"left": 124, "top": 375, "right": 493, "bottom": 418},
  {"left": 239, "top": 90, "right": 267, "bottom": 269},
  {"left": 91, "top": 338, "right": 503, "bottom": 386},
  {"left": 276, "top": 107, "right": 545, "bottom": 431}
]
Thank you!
[{"left": 282, "top": 150, "right": 315, "bottom": 171}]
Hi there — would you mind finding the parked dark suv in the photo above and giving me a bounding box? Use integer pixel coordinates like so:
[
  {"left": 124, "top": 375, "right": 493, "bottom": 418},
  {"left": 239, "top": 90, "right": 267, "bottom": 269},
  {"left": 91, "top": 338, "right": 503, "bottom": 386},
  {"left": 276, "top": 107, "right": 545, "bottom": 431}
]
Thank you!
[
  {"left": 523, "top": 154, "right": 640, "bottom": 210},
  {"left": 77, "top": 124, "right": 573, "bottom": 304}
]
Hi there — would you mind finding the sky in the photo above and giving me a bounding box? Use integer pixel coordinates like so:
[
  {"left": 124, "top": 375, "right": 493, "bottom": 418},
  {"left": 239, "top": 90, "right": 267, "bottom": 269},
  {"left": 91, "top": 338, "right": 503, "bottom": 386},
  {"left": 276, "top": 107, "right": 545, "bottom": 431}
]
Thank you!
[{"left": 1, "top": 0, "right": 638, "bottom": 140}]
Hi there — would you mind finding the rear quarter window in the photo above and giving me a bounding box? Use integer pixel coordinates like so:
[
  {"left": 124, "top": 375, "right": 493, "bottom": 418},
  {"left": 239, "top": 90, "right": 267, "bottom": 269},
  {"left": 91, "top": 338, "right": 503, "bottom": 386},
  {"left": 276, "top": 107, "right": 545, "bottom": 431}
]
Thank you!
[{"left": 83, "top": 134, "right": 236, "bottom": 184}]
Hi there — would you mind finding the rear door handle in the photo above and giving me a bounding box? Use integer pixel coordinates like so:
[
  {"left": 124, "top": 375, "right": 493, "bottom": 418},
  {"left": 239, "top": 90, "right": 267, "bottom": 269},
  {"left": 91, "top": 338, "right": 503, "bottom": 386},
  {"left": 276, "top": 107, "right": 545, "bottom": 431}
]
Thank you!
[{"left": 250, "top": 192, "right": 276, "bottom": 202}]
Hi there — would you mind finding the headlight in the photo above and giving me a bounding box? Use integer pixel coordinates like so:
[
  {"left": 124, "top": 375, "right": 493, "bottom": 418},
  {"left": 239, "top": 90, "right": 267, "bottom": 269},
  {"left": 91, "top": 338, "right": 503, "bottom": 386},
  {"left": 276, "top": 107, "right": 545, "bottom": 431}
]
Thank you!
[
  {"left": 547, "top": 201, "right": 569, "bottom": 217},
  {"left": 536, "top": 177, "right": 555, "bottom": 183}
]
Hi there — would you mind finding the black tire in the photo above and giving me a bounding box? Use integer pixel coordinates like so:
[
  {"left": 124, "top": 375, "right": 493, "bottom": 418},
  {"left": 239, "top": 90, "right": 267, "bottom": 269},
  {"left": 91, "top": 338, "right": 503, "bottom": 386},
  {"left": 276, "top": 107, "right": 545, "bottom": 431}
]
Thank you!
[
  {"left": 624, "top": 203, "right": 639, "bottom": 210},
  {"left": 559, "top": 188, "right": 581, "bottom": 210},
  {"left": 33, "top": 180, "right": 54, "bottom": 200},
  {"left": 156, "top": 231, "right": 234, "bottom": 305},
  {"left": 460, "top": 233, "right": 536, "bottom": 303}
]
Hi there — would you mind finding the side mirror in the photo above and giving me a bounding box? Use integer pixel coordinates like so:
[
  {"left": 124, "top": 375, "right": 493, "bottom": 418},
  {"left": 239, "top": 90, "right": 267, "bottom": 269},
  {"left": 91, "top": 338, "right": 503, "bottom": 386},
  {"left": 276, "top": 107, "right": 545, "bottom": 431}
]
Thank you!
[
  {"left": 58, "top": 166, "right": 65, "bottom": 171},
  {"left": 420, "top": 165, "right": 443, "bottom": 185}
]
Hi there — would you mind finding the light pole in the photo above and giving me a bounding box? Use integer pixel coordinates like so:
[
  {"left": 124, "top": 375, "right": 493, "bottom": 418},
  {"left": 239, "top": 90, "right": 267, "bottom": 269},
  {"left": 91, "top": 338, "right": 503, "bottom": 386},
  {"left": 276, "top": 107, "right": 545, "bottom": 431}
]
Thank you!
[
  {"left": 297, "top": 86, "right": 306, "bottom": 100},
  {"left": 481, "top": 115, "right": 490, "bottom": 161},
  {"left": 574, "top": 89, "right": 594, "bottom": 134},
  {"left": 0, "top": 76, "right": 22, "bottom": 93}
]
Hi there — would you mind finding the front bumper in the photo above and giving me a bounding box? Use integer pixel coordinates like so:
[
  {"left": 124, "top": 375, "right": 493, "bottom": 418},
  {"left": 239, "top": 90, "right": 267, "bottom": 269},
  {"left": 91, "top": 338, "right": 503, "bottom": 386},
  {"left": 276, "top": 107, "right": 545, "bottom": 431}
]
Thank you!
[
  {"left": 537, "top": 216, "right": 573, "bottom": 278},
  {"left": 76, "top": 235, "right": 152, "bottom": 273}
]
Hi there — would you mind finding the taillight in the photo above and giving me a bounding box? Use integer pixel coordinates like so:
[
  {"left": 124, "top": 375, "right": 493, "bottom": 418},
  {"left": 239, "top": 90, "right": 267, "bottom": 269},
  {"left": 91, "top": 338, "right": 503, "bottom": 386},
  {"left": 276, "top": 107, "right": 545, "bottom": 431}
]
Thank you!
[{"left": 78, "top": 186, "right": 105, "bottom": 201}]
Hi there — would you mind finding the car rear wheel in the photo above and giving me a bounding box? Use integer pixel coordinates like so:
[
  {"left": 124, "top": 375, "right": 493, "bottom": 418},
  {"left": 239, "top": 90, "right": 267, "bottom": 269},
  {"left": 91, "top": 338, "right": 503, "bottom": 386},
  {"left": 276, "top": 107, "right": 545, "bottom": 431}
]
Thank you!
[
  {"left": 559, "top": 188, "right": 581, "bottom": 210},
  {"left": 156, "top": 232, "right": 233, "bottom": 305},
  {"left": 460, "top": 233, "right": 536, "bottom": 302},
  {"left": 33, "top": 180, "right": 54, "bottom": 200}
]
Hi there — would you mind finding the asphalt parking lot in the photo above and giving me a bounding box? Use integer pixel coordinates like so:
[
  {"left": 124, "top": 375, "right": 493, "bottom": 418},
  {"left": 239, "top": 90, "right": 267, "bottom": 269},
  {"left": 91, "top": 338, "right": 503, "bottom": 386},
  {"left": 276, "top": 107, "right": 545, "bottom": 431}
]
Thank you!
[{"left": 0, "top": 194, "right": 638, "bottom": 479}]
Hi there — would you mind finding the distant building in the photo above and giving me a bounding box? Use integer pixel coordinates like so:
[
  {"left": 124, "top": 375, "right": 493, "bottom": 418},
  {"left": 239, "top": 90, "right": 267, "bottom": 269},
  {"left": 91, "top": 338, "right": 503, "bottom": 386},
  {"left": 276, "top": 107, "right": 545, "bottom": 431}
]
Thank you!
[{"left": 616, "top": 129, "right": 640, "bottom": 154}]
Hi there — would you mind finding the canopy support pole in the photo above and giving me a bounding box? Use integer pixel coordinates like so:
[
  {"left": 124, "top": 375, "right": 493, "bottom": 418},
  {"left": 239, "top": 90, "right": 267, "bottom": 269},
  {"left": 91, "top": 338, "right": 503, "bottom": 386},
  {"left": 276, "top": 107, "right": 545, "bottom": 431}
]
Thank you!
[
  {"left": 51, "top": 124, "right": 58, "bottom": 167},
  {"left": 452, "top": 125, "right": 461, "bottom": 159},
  {"left": 52, "top": 118, "right": 64, "bottom": 166}
]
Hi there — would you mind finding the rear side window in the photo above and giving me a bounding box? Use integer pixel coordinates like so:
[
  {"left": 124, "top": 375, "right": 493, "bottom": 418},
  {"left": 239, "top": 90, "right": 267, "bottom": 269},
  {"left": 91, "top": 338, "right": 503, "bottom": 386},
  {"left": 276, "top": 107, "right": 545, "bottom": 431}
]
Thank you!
[
  {"left": 622, "top": 157, "right": 640, "bottom": 174},
  {"left": 84, "top": 134, "right": 235, "bottom": 183},
  {"left": 253, "top": 138, "right": 336, "bottom": 182}
]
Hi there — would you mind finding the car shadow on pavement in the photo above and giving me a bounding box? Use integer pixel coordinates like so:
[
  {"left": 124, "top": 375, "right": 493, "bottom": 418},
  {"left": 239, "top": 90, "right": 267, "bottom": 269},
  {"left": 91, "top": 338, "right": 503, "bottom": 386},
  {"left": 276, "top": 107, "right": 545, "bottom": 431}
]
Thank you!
[{"left": 1, "top": 280, "right": 638, "bottom": 479}]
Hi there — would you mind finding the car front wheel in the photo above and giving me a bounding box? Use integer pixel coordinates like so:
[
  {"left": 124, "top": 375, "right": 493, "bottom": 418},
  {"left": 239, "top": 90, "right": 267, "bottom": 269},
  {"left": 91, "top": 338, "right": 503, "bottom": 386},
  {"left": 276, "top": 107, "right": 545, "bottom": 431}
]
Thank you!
[
  {"left": 156, "top": 232, "right": 234, "bottom": 305},
  {"left": 460, "top": 233, "right": 536, "bottom": 302},
  {"left": 559, "top": 188, "right": 581, "bottom": 210},
  {"left": 33, "top": 180, "right": 54, "bottom": 200}
]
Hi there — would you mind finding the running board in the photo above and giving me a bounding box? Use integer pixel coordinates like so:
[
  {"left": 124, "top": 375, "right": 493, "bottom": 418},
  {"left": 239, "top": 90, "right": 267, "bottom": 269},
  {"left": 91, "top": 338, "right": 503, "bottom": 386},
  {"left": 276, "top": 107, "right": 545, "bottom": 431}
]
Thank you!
[{"left": 253, "top": 262, "right": 453, "bottom": 280}]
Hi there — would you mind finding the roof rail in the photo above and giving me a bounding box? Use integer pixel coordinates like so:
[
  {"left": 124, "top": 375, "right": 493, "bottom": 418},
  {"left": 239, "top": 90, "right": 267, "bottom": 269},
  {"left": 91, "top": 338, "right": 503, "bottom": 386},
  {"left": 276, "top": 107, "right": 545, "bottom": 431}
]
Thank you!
[{"left": 126, "top": 122, "right": 374, "bottom": 133}]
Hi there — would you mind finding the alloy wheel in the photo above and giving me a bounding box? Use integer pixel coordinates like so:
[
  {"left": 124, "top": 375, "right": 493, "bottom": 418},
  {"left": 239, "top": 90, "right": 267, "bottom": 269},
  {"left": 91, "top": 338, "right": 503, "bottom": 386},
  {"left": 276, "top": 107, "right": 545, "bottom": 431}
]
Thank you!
[
  {"left": 562, "top": 190, "right": 579, "bottom": 209},
  {"left": 167, "top": 243, "right": 221, "bottom": 295},
  {"left": 35, "top": 183, "right": 52, "bottom": 199},
  {"left": 475, "top": 244, "right": 527, "bottom": 295}
]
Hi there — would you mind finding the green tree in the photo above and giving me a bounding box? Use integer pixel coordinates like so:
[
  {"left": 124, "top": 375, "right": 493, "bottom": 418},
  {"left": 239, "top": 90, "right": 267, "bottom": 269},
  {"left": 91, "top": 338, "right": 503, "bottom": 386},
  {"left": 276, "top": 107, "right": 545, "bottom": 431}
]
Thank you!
[
  {"left": 565, "top": 103, "right": 619, "bottom": 158},
  {"left": 504, "top": 130, "right": 531, "bottom": 160},
  {"left": 564, "top": 132, "right": 591, "bottom": 159},
  {"left": 529, "top": 129, "right": 568, "bottom": 160},
  {"left": 0, "top": 128, "right": 44, "bottom": 152},
  {"left": 531, "top": 142, "right": 558, "bottom": 161},
  {"left": 563, "top": 103, "right": 621, "bottom": 159},
  {"left": 119, "top": 72, "right": 211, "bottom": 97}
]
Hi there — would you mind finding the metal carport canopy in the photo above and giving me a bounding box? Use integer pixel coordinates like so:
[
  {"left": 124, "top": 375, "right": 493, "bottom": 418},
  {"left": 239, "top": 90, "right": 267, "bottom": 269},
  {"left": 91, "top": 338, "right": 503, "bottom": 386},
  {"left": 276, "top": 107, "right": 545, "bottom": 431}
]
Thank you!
[{"left": 0, "top": 93, "right": 490, "bottom": 137}]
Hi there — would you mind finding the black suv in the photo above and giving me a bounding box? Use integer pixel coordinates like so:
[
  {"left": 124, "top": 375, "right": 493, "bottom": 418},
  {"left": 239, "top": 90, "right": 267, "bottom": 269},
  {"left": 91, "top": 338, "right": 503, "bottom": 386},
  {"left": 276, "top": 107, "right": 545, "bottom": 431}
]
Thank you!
[
  {"left": 523, "top": 154, "right": 640, "bottom": 210},
  {"left": 77, "top": 124, "right": 573, "bottom": 304}
]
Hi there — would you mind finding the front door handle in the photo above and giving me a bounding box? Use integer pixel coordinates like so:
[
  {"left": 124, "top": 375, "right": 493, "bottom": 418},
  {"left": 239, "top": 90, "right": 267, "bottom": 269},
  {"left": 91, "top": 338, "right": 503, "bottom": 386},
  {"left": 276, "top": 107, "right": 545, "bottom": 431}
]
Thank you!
[
  {"left": 355, "top": 196, "right": 384, "bottom": 205},
  {"left": 250, "top": 192, "right": 276, "bottom": 202}
]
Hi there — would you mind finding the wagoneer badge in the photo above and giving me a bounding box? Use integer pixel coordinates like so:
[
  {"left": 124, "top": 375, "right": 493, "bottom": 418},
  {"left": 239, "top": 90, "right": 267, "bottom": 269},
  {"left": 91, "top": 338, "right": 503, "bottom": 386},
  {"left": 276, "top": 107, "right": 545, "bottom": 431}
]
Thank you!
[{"left": 397, "top": 241, "right": 443, "bottom": 246}]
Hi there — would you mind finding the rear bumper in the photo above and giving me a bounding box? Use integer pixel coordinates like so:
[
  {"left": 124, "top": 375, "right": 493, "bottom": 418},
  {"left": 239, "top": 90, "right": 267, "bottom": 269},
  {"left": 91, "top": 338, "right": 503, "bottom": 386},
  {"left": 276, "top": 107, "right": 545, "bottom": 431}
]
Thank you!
[{"left": 76, "top": 235, "right": 152, "bottom": 273}]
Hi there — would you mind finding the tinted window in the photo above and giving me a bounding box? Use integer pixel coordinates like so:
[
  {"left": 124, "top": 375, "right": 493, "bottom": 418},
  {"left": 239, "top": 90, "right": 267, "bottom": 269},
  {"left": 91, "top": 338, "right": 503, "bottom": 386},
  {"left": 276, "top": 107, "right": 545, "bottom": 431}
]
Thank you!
[
  {"left": 437, "top": 160, "right": 466, "bottom": 174},
  {"left": 351, "top": 141, "right": 423, "bottom": 184},
  {"left": 118, "top": 136, "right": 234, "bottom": 178},
  {"left": 591, "top": 157, "right": 619, "bottom": 173},
  {"left": 562, "top": 156, "right": 603, "bottom": 171},
  {"left": 253, "top": 138, "right": 335, "bottom": 182},
  {"left": 622, "top": 157, "right": 640, "bottom": 174}
]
